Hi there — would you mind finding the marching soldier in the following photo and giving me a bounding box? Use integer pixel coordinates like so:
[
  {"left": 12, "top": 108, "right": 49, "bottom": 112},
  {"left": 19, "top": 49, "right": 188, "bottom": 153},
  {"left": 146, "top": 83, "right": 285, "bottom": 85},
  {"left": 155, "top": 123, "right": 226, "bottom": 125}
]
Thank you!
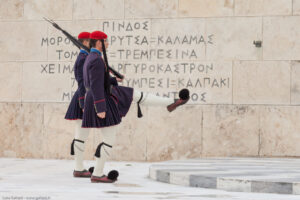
[
  {"left": 65, "top": 32, "right": 92, "bottom": 178},
  {"left": 82, "top": 31, "right": 190, "bottom": 183}
]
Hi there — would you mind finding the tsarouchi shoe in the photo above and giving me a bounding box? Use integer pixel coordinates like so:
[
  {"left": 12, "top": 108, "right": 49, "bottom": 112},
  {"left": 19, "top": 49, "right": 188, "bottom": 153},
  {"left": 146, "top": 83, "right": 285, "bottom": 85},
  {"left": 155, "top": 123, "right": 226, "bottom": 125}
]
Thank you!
[
  {"left": 167, "top": 89, "right": 190, "bottom": 112},
  {"left": 73, "top": 169, "right": 92, "bottom": 178}
]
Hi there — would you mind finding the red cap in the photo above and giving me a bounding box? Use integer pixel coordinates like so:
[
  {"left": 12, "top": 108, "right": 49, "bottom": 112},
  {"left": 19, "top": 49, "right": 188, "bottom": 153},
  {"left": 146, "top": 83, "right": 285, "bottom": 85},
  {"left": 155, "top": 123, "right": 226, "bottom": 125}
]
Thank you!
[
  {"left": 90, "top": 31, "right": 107, "bottom": 40},
  {"left": 78, "top": 32, "right": 90, "bottom": 39}
]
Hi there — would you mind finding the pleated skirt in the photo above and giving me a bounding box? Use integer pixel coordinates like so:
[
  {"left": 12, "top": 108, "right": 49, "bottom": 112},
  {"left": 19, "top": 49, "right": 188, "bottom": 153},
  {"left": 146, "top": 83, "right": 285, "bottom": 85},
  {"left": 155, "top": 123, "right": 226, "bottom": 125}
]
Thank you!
[
  {"left": 65, "top": 90, "right": 83, "bottom": 120},
  {"left": 82, "top": 86, "right": 133, "bottom": 128}
]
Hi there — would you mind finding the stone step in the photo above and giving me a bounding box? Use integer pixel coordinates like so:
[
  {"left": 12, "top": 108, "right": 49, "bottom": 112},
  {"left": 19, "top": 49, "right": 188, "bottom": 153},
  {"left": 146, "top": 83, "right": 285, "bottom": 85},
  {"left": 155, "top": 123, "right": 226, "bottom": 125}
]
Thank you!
[{"left": 149, "top": 158, "right": 300, "bottom": 195}]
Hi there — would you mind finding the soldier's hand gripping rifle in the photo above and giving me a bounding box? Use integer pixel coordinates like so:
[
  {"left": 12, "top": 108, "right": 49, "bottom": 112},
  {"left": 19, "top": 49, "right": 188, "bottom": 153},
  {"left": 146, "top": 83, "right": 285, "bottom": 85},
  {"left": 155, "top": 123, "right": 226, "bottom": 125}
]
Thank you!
[{"left": 43, "top": 17, "right": 124, "bottom": 79}]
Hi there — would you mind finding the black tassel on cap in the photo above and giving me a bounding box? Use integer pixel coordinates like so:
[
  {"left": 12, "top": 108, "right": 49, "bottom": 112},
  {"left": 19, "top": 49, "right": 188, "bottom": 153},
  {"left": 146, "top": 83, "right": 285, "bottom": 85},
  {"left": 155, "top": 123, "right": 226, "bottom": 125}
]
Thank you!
[
  {"left": 101, "top": 39, "right": 111, "bottom": 95},
  {"left": 137, "top": 92, "right": 143, "bottom": 118}
]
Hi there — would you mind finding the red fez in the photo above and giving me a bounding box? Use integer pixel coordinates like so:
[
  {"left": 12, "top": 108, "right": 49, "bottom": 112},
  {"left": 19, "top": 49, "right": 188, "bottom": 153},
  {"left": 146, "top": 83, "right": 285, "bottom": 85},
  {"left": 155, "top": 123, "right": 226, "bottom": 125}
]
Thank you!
[
  {"left": 78, "top": 32, "right": 90, "bottom": 39},
  {"left": 90, "top": 31, "right": 107, "bottom": 40}
]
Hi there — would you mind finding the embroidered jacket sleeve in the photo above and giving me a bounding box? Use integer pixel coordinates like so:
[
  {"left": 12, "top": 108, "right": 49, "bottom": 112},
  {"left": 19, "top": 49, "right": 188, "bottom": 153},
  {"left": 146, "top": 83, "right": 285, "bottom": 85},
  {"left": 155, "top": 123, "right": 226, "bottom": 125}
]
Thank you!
[
  {"left": 89, "top": 58, "right": 107, "bottom": 113},
  {"left": 77, "top": 57, "right": 86, "bottom": 109}
]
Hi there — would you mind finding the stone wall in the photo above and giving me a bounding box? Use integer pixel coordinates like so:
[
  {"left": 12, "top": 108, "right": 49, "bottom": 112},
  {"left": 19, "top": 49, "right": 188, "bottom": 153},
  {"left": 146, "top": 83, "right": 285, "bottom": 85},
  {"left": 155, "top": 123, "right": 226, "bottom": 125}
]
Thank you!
[{"left": 0, "top": 0, "right": 300, "bottom": 161}]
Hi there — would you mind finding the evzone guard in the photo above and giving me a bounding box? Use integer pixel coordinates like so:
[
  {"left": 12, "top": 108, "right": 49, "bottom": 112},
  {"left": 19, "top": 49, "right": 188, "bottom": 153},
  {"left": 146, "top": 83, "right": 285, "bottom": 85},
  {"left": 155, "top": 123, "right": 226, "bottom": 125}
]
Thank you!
[
  {"left": 66, "top": 30, "right": 190, "bottom": 183},
  {"left": 64, "top": 32, "right": 91, "bottom": 177}
]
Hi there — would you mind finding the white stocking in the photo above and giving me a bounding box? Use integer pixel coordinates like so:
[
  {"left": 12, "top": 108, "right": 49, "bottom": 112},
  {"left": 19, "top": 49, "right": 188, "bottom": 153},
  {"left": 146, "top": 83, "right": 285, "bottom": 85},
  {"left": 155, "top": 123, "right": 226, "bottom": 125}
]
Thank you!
[
  {"left": 93, "top": 126, "right": 117, "bottom": 177},
  {"left": 133, "top": 89, "right": 174, "bottom": 106},
  {"left": 73, "top": 120, "right": 89, "bottom": 171}
]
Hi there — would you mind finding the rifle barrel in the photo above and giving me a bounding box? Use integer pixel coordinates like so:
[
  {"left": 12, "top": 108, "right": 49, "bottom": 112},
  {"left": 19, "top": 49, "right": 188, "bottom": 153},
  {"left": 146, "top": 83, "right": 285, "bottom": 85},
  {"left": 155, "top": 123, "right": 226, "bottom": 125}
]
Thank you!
[{"left": 43, "top": 17, "right": 124, "bottom": 79}]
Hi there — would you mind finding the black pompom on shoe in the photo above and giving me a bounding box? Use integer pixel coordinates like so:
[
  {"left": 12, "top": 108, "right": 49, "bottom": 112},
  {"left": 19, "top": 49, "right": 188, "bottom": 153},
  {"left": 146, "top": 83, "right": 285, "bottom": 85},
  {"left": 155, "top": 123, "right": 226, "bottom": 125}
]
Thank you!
[
  {"left": 108, "top": 170, "right": 119, "bottom": 181},
  {"left": 167, "top": 89, "right": 190, "bottom": 112},
  {"left": 179, "top": 89, "right": 190, "bottom": 100}
]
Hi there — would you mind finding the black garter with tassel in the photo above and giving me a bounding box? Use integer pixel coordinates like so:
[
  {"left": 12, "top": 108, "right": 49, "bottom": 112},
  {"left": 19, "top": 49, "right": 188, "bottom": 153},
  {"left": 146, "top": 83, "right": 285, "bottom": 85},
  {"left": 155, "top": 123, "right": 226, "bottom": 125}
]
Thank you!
[
  {"left": 137, "top": 92, "right": 143, "bottom": 118},
  {"left": 70, "top": 139, "right": 84, "bottom": 155}
]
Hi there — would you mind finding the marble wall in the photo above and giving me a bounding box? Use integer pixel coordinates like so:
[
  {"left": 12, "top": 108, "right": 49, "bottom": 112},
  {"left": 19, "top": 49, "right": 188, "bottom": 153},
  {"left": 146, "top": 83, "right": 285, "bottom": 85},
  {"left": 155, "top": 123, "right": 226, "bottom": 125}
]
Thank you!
[{"left": 0, "top": 0, "right": 300, "bottom": 161}]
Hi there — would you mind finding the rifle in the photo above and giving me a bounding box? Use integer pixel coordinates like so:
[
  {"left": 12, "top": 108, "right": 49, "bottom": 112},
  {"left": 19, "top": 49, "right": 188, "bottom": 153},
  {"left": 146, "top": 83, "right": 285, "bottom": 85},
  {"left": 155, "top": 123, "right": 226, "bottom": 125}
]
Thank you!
[{"left": 43, "top": 17, "right": 124, "bottom": 79}]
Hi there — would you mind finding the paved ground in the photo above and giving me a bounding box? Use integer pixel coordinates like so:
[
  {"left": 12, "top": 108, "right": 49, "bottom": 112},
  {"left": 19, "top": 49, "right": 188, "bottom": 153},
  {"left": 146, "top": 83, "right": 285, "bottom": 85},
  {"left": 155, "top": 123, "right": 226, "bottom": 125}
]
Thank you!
[
  {"left": 150, "top": 157, "right": 300, "bottom": 195},
  {"left": 0, "top": 158, "right": 300, "bottom": 200}
]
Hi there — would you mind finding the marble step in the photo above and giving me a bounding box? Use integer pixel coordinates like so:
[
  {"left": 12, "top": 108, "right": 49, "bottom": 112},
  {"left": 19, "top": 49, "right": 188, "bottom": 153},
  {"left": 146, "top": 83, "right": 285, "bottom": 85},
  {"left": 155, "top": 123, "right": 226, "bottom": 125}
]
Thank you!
[{"left": 149, "top": 157, "right": 300, "bottom": 195}]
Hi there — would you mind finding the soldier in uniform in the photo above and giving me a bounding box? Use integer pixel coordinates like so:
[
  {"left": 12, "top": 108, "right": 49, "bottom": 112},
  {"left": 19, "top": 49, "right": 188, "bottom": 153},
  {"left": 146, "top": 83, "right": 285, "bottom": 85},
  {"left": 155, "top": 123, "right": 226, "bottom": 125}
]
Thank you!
[
  {"left": 65, "top": 32, "right": 92, "bottom": 178},
  {"left": 83, "top": 31, "right": 190, "bottom": 183}
]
